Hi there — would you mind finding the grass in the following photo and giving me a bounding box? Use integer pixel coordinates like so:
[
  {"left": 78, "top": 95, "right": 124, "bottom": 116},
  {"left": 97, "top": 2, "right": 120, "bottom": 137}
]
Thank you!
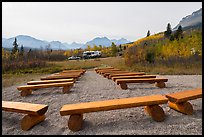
[
  {"left": 2, "top": 56, "right": 202, "bottom": 87},
  {"left": 2, "top": 73, "right": 45, "bottom": 88}
]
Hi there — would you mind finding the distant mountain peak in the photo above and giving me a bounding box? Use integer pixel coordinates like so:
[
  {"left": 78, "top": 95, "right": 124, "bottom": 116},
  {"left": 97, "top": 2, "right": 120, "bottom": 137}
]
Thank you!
[
  {"left": 2, "top": 35, "right": 130, "bottom": 50},
  {"left": 82, "top": 36, "right": 130, "bottom": 49},
  {"left": 173, "top": 8, "right": 202, "bottom": 31}
]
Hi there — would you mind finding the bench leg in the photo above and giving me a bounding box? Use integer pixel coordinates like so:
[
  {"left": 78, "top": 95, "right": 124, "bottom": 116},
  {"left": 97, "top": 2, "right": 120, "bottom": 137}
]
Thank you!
[
  {"left": 68, "top": 114, "right": 83, "bottom": 132},
  {"left": 168, "top": 101, "right": 193, "bottom": 115},
  {"left": 155, "top": 82, "right": 166, "bottom": 88},
  {"left": 63, "top": 86, "right": 72, "bottom": 93},
  {"left": 119, "top": 83, "right": 128, "bottom": 90},
  {"left": 144, "top": 105, "right": 165, "bottom": 122},
  {"left": 21, "top": 114, "right": 46, "bottom": 131},
  {"left": 20, "top": 89, "right": 32, "bottom": 97}
]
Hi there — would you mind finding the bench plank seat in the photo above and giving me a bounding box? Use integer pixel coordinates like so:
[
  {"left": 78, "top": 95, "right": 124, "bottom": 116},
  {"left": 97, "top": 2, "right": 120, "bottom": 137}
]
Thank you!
[
  {"left": 103, "top": 71, "right": 130, "bottom": 78},
  {"left": 18, "top": 82, "right": 74, "bottom": 90},
  {"left": 27, "top": 79, "right": 74, "bottom": 85},
  {"left": 165, "top": 88, "right": 202, "bottom": 115},
  {"left": 2, "top": 101, "right": 48, "bottom": 116},
  {"left": 95, "top": 67, "right": 114, "bottom": 72},
  {"left": 116, "top": 78, "right": 168, "bottom": 84},
  {"left": 62, "top": 69, "right": 86, "bottom": 73},
  {"left": 112, "top": 75, "right": 157, "bottom": 81},
  {"left": 116, "top": 78, "right": 168, "bottom": 89},
  {"left": 41, "top": 75, "right": 79, "bottom": 80},
  {"left": 51, "top": 73, "right": 81, "bottom": 77},
  {"left": 165, "top": 88, "right": 202, "bottom": 103},
  {"left": 59, "top": 72, "right": 83, "bottom": 76},
  {"left": 60, "top": 94, "right": 168, "bottom": 115},
  {"left": 2, "top": 101, "right": 48, "bottom": 131},
  {"left": 109, "top": 72, "right": 146, "bottom": 78},
  {"left": 60, "top": 94, "right": 168, "bottom": 131},
  {"left": 98, "top": 69, "right": 121, "bottom": 74},
  {"left": 17, "top": 82, "right": 74, "bottom": 96}
]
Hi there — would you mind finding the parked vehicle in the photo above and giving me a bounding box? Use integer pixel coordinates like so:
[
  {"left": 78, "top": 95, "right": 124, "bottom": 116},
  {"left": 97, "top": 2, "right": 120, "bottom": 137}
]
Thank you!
[
  {"left": 83, "top": 51, "right": 101, "bottom": 59},
  {"left": 68, "top": 56, "right": 81, "bottom": 60}
]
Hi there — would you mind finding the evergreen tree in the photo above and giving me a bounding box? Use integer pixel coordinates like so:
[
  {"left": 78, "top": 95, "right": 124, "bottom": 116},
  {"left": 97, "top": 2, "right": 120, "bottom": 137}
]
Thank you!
[
  {"left": 174, "top": 25, "right": 183, "bottom": 40},
  {"left": 20, "top": 44, "right": 24, "bottom": 56},
  {"left": 164, "top": 23, "right": 172, "bottom": 38},
  {"left": 11, "top": 37, "right": 19, "bottom": 55},
  {"left": 146, "top": 30, "right": 150, "bottom": 37}
]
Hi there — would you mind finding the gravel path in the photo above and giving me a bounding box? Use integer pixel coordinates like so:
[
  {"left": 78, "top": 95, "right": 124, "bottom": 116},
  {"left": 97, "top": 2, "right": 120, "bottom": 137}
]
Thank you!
[{"left": 2, "top": 70, "right": 202, "bottom": 135}]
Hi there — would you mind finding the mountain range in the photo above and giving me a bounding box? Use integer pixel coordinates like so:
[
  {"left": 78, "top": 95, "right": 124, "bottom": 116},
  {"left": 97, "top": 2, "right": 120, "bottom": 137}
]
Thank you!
[
  {"left": 2, "top": 8, "right": 202, "bottom": 50},
  {"left": 2, "top": 35, "right": 130, "bottom": 50},
  {"left": 173, "top": 8, "right": 202, "bottom": 31}
]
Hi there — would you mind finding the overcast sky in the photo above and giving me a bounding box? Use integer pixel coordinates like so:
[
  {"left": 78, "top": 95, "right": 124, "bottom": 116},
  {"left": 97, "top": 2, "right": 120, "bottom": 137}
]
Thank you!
[{"left": 2, "top": 2, "right": 202, "bottom": 43}]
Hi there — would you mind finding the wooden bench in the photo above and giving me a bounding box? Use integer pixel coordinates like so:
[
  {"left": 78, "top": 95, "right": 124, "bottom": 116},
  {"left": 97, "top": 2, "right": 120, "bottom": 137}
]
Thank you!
[
  {"left": 95, "top": 67, "right": 114, "bottom": 73},
  {"left": 165, "top": 88, "right": 202, "bottom": 115},
  {"left": 62, "top": 69, "right": 86, "bottom": 74},
  {"left": 103, "top": 71, "right": 130, "bottom": 78},
  {"left": 109, "top": 72, "right": 146, "bottom": 79},
  {"left": 94, "top": 67, "right": 114, "bottom": 73},
  {"left": 116, "top": 78, "right": 168, "bottom": 89},
  {"left": 99, "top": 69, "right": 122, "bottom": 75},
  {"left": 41, "top": 75, "right": 79, "bottom": 81},
  {"left": 2, "top": 101, "right": 48, "bottom": 131},
  {"left": 51, "top": 73, "right": 82, "bottom": 77},
  {"left": 60, "top": 71, "right": 85, "bottom": 76},
  {"left": 17, "top": 82, "right": 74, "bottom": 96},
  {"left": 112, "top": 75, "right": 157, "bottom": 82},
  {"left": 97, "top": 69, "right": 120, "bottom": 74},
  {"left": 60, "top": 94, "right": 168, "bottom": 131},
  {"left": 59, "top": 72, "right": 83, "bottom": 77},
  {"left": 27, "top": 78, "right": 75, "bottom": 85}
]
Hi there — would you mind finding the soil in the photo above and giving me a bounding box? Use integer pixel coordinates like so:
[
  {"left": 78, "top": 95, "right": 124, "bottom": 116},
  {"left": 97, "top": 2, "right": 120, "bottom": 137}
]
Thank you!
[{"left": 2, "top": 70, "right": 202, "bottom": 135}]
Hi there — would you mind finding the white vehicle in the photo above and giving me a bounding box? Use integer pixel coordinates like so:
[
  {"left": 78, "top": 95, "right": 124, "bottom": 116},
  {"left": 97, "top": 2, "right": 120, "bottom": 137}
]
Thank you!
[
  {"left": 68, "top": 56, "right": 81, "bottom": 60},
  {"left": 83, "top": 51, "right": 101, "bottom": 59}
]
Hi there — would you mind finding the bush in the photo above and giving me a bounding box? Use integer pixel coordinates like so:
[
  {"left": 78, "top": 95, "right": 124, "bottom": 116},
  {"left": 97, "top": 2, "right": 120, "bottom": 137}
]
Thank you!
[{"left": 145, "top": 52, "right": 155, "bottom": 63}]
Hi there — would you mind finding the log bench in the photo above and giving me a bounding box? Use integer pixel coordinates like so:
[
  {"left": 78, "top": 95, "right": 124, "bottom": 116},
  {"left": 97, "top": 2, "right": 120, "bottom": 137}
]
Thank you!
[
  {"left": 95, "top": 67, "right": 114, "bottom": 73},
  {"left": 2, "top": 101, "right": 48, "bottom": 131},
  {"left": 27, "top": 78, "right": 75, "bottom": 85},
  {"left": 103, "top": 71, "right": 130, "bottom": 78},
  {"left": 116, "top": 78, "right": 168, "bottom": 89},
  {"left": 62, "top": 69, "right": 86, "bottom": 74},
  {"left": 60, "top": 94, "right": 168, "bottom": 131},
  {"left": 59, "top": 72, "right": 83, "bottom": 77},
  {"left": 99, "top": 69, "right": 122, "bottom": 75},
  {"left": 41, "top": 75, "right": 79, "bottom": 81},
  {"left": 59, "top": 70, "right": 85, "bottom": 76},
  {"left": 51, "top": 73, "right": 82, "bottom": 77},
  {"left": 112, "top": 75, "right": 157, "bottom": 82},
  {"left": 17, "top": 82, "right": 74, "bottom": 96},
  {"left": 165, "top": 88, "right": 202, "bottom": 115},
  {"left": 97, "top": 68, "right": 120, "bottom": 74},
  {"left": 109, "top": 72, "right": 146, "bottom": 79}
]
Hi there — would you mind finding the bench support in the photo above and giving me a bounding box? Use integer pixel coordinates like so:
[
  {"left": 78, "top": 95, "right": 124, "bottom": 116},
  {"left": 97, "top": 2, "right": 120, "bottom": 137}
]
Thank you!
[
  {"left": 144, "top": 105, "right": 165, "bottom": 122},
  {"left": 168, "top": 101, "right": 193, "bottom": 115},
  {"left": 63, "top": 86, "right": 72, "bottom": 93},
  {"left": 21, "top": 114, "right": 46, "bottom": 131},
  {"left": 155, "top": 82, "right": 166, "bottom": 88},
  {"left": 20, "top": 89, "right": 32, "bottom": 97},
  {"left": 68, "top": 114, "right": 83, "bottom": 132},
  {"left": 118, "top": 83, "right": 128, "bottom": 90}
]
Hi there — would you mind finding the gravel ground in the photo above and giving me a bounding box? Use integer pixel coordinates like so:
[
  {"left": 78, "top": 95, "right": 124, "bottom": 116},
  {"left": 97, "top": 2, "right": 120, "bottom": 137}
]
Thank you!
[{"left": 2, "top": 70, "right": 202, "bottom": 135}]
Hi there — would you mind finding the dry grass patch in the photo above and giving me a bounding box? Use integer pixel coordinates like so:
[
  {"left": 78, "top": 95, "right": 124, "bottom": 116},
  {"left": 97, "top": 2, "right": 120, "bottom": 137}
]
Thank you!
[{"left": 2, "top": 73, "right": 45, "bottom": 88}]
